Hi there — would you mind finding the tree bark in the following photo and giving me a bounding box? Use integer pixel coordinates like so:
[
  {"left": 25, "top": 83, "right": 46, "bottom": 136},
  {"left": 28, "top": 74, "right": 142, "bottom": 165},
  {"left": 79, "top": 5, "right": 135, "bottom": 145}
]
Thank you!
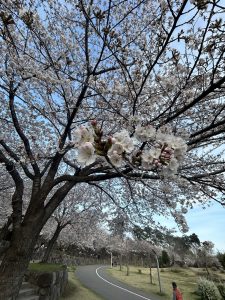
[
  {"left": 0, "top": 216, "right": 12, "bottom": 242},
  {"left": 0, "top": 223, "right": 41, "bottom": 299},
  {"left": 155, "top": 253, "right": 163, "bottom": 294},
  {"left": 0, "top": 180, "right": 74, "bottom": 299},
  {"left": 149, "top": 265, "right": 153, "bottom": 284},
  {"left": 0, "top": 200, "right": 46, "bottom": 299},
  {"left": 149, "top": 256, "right": 153, "bottom": 284},
  {"left": 126, "top": 252, "right": 130, "bottom": 276},
  {"left": 41, "top": 224, "right": 63, "bottom": 263},
  {"left": 119, "top": 253, "right": 122, "bottom": 271},
  {"left": 126, "top": 264, "right": 129, "bottom": 276},
  {"left": 0, "top": 216, "right": 12, "bottom": 257}
]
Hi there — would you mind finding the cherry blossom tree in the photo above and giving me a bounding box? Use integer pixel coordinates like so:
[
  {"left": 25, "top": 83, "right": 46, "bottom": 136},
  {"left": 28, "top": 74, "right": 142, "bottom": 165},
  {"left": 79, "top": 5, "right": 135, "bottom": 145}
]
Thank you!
[
  {"left": 56, "top": 210, "right": 107, "bottom": 255},
  {"left": 39, "top": 185, "right": 104, "bottom": 262},
  {"left": 197, "top": 240, "right": 215, "bottom": 275},
  {"left": 1, "top": 0, "right": 225, "bottom": 297},
  {"left": 40, "top": 197, "right": 79, "bottom": 263},
  {"left": 133, "top": 240, "right": 158, "bottom": 284}
]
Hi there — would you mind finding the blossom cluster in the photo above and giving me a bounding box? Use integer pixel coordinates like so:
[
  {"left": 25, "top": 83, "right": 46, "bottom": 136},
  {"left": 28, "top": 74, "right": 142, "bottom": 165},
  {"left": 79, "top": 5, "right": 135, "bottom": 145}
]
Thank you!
[{"left": 72, "top": 122, "right": 187, "bottom": 173}]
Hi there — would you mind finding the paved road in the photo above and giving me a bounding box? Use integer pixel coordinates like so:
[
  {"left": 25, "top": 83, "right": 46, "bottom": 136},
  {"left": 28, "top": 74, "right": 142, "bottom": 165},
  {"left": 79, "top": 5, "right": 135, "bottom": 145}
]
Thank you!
[{"left": 76, "top": 265, "right": 163, "bottom": 300}]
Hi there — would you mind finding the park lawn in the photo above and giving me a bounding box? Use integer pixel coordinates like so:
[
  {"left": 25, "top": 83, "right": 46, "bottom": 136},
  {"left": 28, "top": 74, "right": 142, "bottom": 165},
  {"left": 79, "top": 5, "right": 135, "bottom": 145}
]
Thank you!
[
  {"left": 60, "top": 271, "right": 104, "bottom": 300},
  {"left": 108, "top": 266, "right": 225, "bottom": 300}
]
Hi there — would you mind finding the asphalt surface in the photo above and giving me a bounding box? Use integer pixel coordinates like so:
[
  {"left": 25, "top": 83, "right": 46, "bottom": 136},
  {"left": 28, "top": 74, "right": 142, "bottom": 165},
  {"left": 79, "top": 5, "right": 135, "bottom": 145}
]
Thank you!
[{"left": 76, "top": 265, "right": 163, "bottom": 300}]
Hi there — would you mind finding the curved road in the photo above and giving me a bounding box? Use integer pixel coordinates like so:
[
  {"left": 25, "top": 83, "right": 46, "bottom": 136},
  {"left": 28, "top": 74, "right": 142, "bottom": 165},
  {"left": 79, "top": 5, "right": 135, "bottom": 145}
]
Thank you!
[{"left": 76, "top": 265, "right": 163, "bottom": 300}]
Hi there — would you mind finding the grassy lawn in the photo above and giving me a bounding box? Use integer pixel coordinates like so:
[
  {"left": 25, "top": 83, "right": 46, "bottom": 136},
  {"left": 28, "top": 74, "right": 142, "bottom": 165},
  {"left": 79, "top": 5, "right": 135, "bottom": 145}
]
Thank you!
[
  {"left": 60, "top": 271, "right": 104, "bottom": 300},
  {"left": 108, "top": 266, "right": 225, "bottom": 300}
]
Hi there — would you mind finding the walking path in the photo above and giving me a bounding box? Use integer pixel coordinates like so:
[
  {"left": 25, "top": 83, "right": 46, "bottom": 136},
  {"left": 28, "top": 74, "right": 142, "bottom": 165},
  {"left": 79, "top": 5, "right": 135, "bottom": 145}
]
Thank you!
[{"left": 76, "top": 265, "right": 163, "bottom": 300}]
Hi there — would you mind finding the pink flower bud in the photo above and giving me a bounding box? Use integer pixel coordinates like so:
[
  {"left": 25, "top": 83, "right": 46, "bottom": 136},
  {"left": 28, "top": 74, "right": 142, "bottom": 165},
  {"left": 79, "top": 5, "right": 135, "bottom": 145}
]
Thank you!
[
  {"left": 164, "top": 147, "right": 173, "bottom": 154},
  {"left": 153, "top": 159, "right": 162, "bottom": 167},
  {"left": 91, "top": 120, "right": 97, "bottom": 127},
  {"left": 161, "top": 153, "right": 171, "bottom": 160}
]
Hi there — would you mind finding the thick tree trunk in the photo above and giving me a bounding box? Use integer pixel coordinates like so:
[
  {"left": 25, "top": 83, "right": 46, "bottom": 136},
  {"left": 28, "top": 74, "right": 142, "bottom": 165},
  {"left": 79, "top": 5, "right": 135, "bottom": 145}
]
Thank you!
[
  {"left": 0, "top": 219, "right": 42, "bottom": 299},
  {"left": 0, "top": 167, "right": 75, "bottom": 299},
  {"left": 0, "top": 216, "right": 12, "bottom": 241},
  {"left": 0, "top": 247, "right": 30, "bottom": 299},
  {"left": 0, "top": 217, "right": 13, "bottom": 257},
  {"left": 41, "top": 224, "right": 63, "bottom": 263}
]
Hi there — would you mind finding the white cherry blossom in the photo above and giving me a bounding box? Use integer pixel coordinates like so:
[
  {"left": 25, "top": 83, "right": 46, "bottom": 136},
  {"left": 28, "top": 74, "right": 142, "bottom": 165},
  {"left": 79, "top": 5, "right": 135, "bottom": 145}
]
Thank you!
[
  {"left": 141, "top": 148, "right": 162, "bottom": 168},
  {"left": 108, "top": 143, "right": 124, "bottom": 155},
  {"left": 168, "top": 158, "right": 179, "bottom": 173},
  {"left": 135, "top": 124, "right": 156, "bottom": 142},
  {"left": 77, "top": 142, "right": 96, "bottom": 166},
  {"left": 112, "top": 130, "right": 134, "bottom": 153},
  {"left": 73, "top": 127, "right": 94, "bottom": 145},
  {"left": 108, "top": 151, "right": 123, "bottom": 167}
]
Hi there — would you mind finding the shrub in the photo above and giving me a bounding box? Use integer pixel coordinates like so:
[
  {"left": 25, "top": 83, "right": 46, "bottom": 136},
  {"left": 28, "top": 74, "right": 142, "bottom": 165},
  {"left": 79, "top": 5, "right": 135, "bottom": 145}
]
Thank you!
[
  {"left": 217, "top": 284, "right": 225, "bottom": 299},
  {"left": 197, "top": 278, "right": 221, "bottom": 300},
  {"left": 160, "top": 250, "right": 170, "bottom": 267},
  {"left": 217, "top": 252, "right": 225, "bottom": 270}
]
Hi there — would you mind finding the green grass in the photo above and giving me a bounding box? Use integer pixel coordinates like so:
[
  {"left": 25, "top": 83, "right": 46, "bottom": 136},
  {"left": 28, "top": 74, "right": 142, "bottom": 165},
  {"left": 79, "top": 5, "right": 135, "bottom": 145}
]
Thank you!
[
  {"left": 108, "top": 266, "right": 225, "bottom": 300},
  {"left": 28, "top": 262, "right": 65, "bottom": 272},
  {"left": 60, "top": 271, "right": 104, "bottom": 300}
]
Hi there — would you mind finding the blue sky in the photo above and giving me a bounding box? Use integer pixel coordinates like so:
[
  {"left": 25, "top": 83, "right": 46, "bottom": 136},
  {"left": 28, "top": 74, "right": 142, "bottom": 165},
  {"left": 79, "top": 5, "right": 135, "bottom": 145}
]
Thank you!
[
  {"left": 157, "top": 202, "right": 225, "bottom": 252},
  {"left": 185, "top": 202, "right": 225, "bottom": 252}
]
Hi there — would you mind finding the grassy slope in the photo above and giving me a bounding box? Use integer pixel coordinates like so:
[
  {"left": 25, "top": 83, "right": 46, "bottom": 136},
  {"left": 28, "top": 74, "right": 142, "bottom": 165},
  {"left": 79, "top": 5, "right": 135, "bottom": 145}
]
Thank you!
[
  {"left": 60, "top": 272, "right": 104, "bottom": 300},
  {"left": 108, "top": 266, "right": 225, "bottom": 300}
]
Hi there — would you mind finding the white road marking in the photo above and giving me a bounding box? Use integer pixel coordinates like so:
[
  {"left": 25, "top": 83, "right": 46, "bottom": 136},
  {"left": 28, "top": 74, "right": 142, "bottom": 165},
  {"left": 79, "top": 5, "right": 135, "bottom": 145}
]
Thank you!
[{"left": 95, "top": 266, "right": 152, "bottom": 300}]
